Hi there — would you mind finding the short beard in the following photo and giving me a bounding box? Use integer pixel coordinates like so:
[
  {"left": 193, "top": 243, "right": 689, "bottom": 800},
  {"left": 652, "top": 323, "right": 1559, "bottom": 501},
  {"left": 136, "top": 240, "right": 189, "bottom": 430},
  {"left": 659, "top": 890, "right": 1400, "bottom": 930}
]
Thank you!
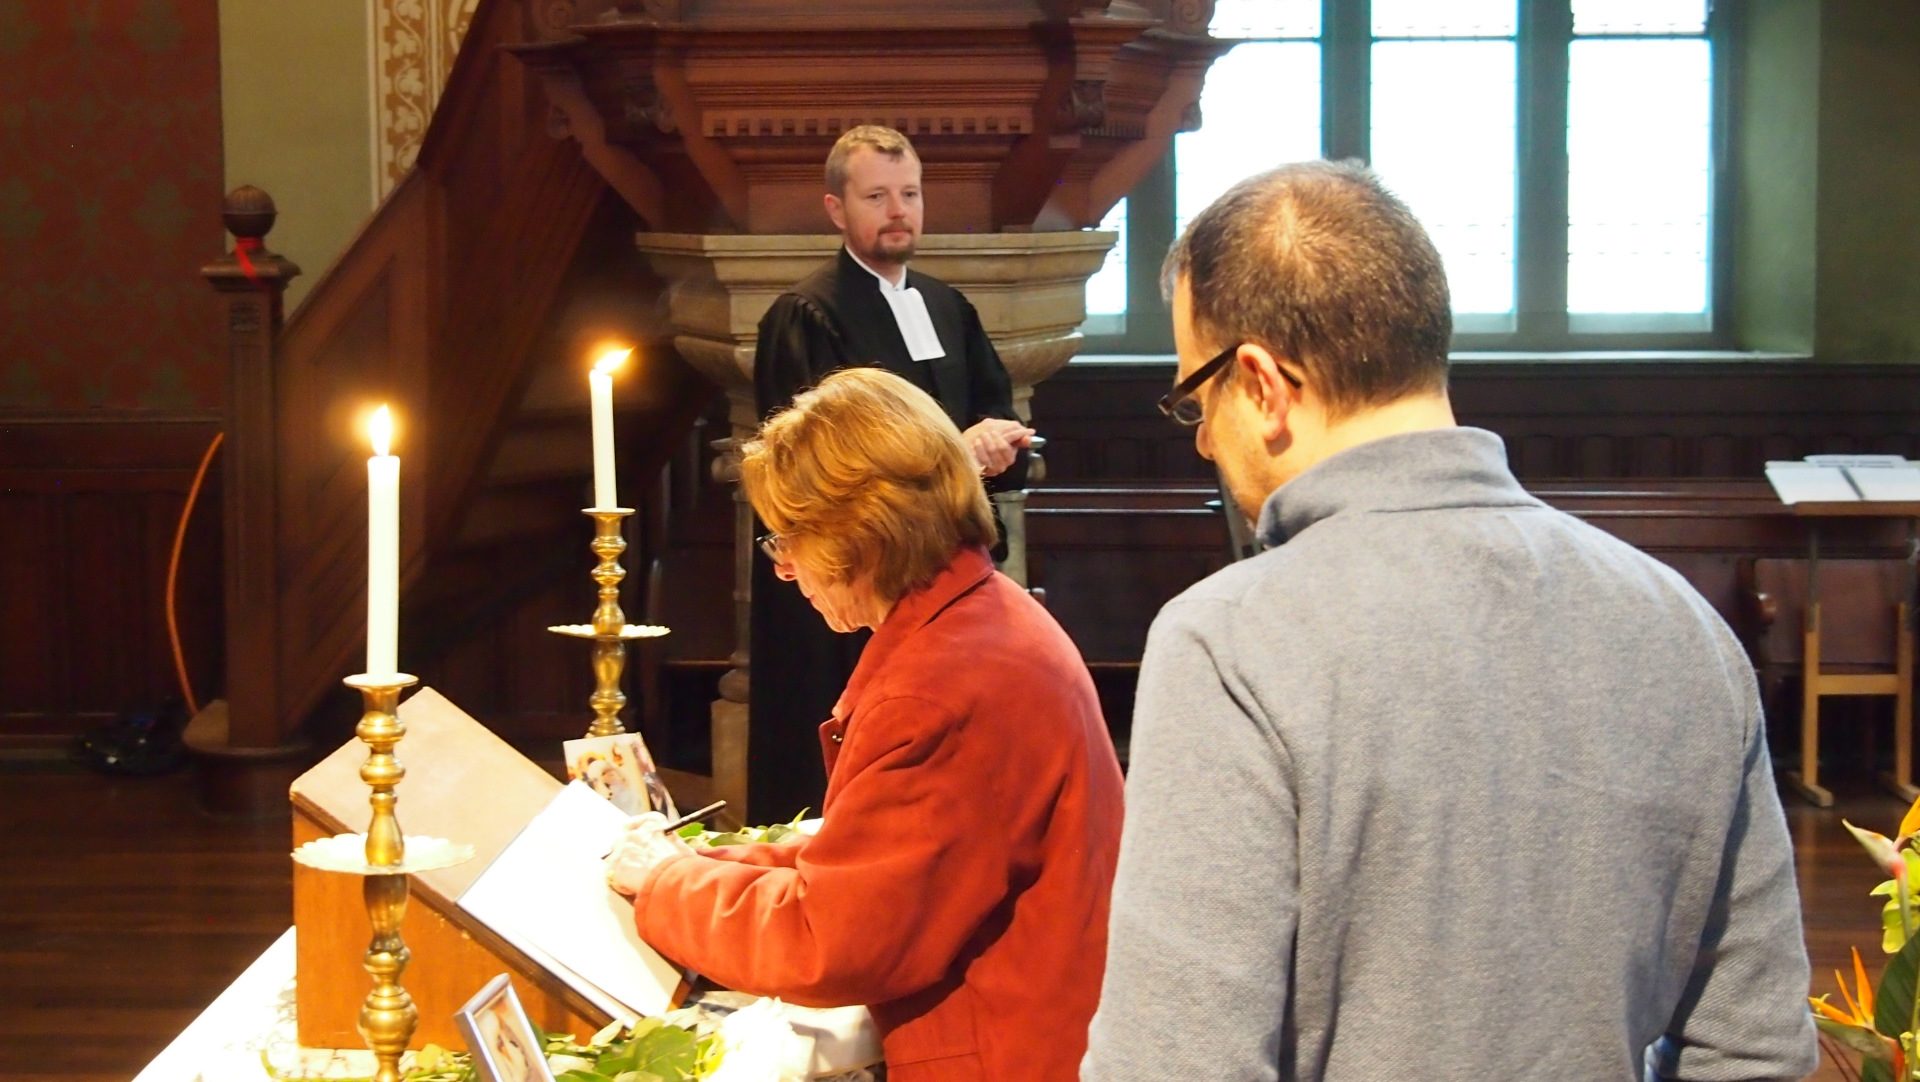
[{"left": 866, "top": 232, "right": 916, "bottom": 267}]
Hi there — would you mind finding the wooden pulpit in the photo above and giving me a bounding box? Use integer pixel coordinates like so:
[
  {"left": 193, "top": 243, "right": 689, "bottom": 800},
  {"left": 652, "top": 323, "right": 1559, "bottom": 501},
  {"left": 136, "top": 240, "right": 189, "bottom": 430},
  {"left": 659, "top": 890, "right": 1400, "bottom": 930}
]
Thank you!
[{"left": 290, "top": 688, "right": 611, "bottom": 1048}]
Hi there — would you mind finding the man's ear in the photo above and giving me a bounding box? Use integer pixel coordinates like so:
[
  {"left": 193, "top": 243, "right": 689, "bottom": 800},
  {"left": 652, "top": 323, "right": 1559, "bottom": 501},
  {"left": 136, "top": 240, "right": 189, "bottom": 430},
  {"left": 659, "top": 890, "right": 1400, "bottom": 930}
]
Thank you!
[
  {"left": 824, "top": 193, "right": 847, "bottom": 232},
  {"left": 1236, "top": 344, "right": 1298, "bottom": 444}
]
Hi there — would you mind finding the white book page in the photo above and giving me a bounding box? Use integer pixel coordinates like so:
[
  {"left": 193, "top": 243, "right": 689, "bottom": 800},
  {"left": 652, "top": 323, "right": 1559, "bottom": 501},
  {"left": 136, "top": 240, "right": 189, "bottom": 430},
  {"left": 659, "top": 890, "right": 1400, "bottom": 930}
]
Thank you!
[
  {"left": 458, "top": 781, "right": 684, "bottom": 1019},
  {"left": 1766, "top": 461, "right": 1860, "bottom": 503},
  {"left": 1848, "top": 465, "right": 1920, "bottom": 502},
  {"left": 1805, "top": 453, "right": 1909, "bottom": 468}
]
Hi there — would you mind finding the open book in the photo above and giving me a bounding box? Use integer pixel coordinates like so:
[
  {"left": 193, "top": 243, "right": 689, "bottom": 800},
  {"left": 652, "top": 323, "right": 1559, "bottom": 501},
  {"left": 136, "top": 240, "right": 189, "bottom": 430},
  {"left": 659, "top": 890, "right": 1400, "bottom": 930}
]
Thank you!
[
  {"left": 456, "top": 781, "right": 686, "bottom": 1022},
  {"left": 1766, "top": 456, "right": 1920, "bottom": 504}
]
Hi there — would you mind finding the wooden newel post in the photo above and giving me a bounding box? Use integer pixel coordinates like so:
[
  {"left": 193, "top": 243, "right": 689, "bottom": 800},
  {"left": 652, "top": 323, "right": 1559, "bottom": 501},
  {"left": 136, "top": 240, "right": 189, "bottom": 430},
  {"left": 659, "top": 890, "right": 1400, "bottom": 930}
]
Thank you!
[{"left": 186, "top": 187, "right": 309, "bottom": 816}]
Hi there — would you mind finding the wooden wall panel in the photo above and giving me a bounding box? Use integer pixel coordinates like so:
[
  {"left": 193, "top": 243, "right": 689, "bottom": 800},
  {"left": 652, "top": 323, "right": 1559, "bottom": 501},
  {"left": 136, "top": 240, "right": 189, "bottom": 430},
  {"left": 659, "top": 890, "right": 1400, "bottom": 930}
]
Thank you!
[
  {"left": 1026, "top": 497, "right": 1226, "bottom": 664},
  {"left": 500, "top": 357, "right": 1913, "bottom": 755},
  {"left": 15, "top": 359, "right": 1905, "bottom": 752},
  {"left": 1034, "top": 357, "right": 1920, "bottom": 484},
  {"left": 1024, "top": 480, "right": 1918, "bottom": 689},
  {"left": 0, "top": 418, "right": 224, "bottom": 749}
]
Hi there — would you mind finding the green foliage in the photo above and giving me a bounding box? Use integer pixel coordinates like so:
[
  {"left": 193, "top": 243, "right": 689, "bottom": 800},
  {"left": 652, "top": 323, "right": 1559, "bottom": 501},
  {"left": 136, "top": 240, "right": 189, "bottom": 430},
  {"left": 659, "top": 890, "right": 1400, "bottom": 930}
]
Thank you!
[
  {"left": 691, "top": 809, "right": 812, "bottom": 849},
  {"left": 1877, "top": 933, "right": 1920, "bottom": 1067},
  {"left": 540, "top": 1016, "right": 718, "bottom": 1082},
  {"left": 1820, "top": 797, "right": 1920, "bottom": 1082},
  {"left": 1819, "top": 1013, "right": 1895, "bottom": 1063},
  {"left": 264, "top": 1017, "right": 719, "bottom": 1082},
  {"left": 1872, "top": 851, "right": 1920, "bottom": 953}
]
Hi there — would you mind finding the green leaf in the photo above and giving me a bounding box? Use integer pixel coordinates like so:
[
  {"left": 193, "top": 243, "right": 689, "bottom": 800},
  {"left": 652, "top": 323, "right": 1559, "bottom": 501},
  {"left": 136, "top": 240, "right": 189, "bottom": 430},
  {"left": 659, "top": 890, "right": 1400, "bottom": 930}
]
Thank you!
[
  {"left": 1815, "top": 1014, "right": 1895, "bottom": 1061},
  {"left": 1873, "top": 929, "right": 1920, "bottom": 1041},
  {"left": 1873, "top": 853, "right": 1920, "bottom": 954},
  {"left": 1880, "top": 884, "right": 1907, "bottom": 955},
  {"left": 627, "top": 1024, "right": 699, "bottom": 1079}
]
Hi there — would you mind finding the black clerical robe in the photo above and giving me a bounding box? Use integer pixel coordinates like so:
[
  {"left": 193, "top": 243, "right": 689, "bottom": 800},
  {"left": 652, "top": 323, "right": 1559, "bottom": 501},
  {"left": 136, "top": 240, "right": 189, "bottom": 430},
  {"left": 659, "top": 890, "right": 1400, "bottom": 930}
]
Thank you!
[{"left": 747, "top": 249, "right": 1028, "bottom": 820}]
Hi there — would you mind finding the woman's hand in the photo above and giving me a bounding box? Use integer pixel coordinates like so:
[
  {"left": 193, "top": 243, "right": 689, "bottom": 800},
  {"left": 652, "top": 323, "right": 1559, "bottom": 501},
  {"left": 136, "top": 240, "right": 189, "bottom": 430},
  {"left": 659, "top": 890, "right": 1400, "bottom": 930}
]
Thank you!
[
  {"left": 604, "top": 811, "right": 699, "bottom": 897},
  {"left": 960, "top": 418, "right": 1035, "bottom": 478}
]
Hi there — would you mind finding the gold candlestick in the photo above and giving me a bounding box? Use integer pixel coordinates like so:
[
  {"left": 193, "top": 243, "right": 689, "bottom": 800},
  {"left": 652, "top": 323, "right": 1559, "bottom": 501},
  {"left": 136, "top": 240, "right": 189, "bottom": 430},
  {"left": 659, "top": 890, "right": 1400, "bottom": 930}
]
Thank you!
[
  {"left": 549, "top": 508, "right": 669, "bottom": 739},
  {"left": 292, "top": 673, "right": 472, "bottom": 1082}
]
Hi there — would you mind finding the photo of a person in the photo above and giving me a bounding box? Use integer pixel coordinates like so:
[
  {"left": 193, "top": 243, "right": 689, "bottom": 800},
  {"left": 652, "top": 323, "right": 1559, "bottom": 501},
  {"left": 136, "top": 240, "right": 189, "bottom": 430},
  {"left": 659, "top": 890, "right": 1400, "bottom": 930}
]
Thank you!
[
  {"left": 478, "top": 1002, "right": 534, "bottom": 1080},
  {"left": 577, "top": 751, "right": 637, "bottom": 813},
  {"left": 455, "top": 975, "right": 553, "bottom": 1082},
  {"left": 562, "top": 732, "right": 675, "bottom": 818}
]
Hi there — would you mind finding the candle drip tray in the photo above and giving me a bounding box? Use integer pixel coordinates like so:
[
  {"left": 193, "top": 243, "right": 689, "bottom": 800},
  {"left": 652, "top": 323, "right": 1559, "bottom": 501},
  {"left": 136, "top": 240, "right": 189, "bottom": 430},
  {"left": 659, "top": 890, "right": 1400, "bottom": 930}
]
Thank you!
[
  {"left": 546, "top": 623, "right": 670, "bottom": 640},
  {"left": 291, "top": 833, "right": 474, "bottom": 876}
]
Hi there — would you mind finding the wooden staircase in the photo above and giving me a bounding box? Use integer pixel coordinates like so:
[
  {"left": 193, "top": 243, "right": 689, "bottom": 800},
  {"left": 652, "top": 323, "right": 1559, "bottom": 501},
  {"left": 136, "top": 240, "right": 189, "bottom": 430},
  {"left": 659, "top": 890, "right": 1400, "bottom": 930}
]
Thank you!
[{"left": 189, "top": 0, "right": 718, "bottom": 812}]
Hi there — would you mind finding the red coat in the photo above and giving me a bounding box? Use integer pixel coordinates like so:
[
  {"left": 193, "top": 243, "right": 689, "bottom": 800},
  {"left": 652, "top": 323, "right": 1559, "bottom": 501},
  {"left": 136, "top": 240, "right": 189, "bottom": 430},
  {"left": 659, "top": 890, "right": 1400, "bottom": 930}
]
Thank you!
[{"left": 634, "top": 546, "right": 1125, "bottom": 1080}]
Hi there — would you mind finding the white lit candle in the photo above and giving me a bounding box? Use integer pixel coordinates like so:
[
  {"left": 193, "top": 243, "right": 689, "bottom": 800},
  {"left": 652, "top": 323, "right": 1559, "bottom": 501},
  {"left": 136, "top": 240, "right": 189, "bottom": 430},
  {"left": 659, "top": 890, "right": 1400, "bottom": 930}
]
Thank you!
[
  {"left": 589, "top": 348, "right": 632, "bottom": 510},
  {"left": 366, "top": 404, "right": 399, "bottom": 678}
]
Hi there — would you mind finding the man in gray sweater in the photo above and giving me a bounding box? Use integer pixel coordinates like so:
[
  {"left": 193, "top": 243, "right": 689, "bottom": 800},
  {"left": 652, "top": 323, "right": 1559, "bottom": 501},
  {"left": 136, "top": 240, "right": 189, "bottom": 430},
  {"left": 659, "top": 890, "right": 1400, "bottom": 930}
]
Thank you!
[{"left": 1081, "top": 161, "right": 1817, "bottom": 1082}]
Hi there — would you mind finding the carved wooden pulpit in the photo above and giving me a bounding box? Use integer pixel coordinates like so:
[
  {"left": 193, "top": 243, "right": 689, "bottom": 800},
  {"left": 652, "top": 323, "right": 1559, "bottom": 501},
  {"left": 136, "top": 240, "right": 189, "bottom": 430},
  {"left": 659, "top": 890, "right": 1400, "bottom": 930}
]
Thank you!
[{"left": 511, "top": 0, "right": 1228, "bottom": 823}]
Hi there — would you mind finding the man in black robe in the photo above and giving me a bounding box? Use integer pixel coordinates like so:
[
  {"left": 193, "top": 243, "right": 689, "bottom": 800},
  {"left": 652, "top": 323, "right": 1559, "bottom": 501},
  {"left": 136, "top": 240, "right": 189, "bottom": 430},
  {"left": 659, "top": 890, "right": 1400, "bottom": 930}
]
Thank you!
[{"left": 748, "top": 125, "right": 1034, "bottom": 819}]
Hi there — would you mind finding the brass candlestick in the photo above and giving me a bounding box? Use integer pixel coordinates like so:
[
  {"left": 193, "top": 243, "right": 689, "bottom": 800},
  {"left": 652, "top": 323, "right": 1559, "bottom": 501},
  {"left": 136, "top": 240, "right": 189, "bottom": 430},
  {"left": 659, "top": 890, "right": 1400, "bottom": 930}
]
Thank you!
[
  {"left": 548, "top": 508, "right": 668, "bottom": 738},
  {"left": 292, "top": 673, "right": 472, "bottom": 1082}
]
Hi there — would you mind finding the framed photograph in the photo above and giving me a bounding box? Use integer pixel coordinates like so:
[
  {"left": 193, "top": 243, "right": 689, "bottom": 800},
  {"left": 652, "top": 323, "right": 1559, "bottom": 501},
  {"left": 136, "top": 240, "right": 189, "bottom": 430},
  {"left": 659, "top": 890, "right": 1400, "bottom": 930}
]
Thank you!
[
  {"left": 454, "top": 973, "right": 556, "bottom": 1082},
  {"left": 563, "top": 732, "right": 675, "bottom": 818}
]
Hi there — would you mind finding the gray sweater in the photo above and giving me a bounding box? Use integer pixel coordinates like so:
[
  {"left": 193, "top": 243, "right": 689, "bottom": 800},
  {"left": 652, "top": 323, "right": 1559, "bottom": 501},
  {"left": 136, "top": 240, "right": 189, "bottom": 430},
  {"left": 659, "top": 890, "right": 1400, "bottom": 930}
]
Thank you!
[{"left": 1083, "top": 428, "right": 1816, "bottom": 1082}]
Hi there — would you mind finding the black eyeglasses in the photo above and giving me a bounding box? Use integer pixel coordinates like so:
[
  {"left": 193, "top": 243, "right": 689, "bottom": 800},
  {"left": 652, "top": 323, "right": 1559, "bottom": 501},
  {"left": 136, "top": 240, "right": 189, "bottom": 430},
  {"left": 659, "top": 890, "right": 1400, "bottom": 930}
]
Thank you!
[{"left": 1157, "top": 343, "right": 1302, "bottom": 427}]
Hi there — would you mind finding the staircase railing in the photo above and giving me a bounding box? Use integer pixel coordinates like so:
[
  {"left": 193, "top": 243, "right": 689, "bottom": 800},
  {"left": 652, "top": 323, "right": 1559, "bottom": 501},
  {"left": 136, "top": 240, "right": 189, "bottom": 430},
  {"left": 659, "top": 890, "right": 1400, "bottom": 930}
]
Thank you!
[{"left": 197, "top": 0, "right": 614, "bottom": 765}]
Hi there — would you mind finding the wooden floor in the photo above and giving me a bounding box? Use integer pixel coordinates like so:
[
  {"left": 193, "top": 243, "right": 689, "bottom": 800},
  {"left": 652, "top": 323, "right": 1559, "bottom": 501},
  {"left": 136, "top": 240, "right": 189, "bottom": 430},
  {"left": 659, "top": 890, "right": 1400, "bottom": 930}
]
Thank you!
[
  {"left": 0, "top": 760, "right": 1900, "bottom": 1080},
  {"left": 0, "top": 763, "right": 292, "bottom": 1082}
]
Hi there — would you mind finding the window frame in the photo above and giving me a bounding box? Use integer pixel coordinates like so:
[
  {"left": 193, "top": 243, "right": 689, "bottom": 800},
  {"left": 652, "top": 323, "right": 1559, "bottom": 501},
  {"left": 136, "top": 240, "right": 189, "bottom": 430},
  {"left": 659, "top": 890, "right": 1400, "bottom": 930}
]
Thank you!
[{"left": 1081, "top": 0, "right": 1732, "bottom": 355}]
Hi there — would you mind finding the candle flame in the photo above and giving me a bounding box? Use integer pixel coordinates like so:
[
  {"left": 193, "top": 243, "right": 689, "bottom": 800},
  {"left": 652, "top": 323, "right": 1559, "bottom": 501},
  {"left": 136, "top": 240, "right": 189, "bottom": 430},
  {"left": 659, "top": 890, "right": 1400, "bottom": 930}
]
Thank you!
[
  {"left": 593, "top": 347, "right": 634, "bottom": 375},
  {"left": 369, "top": 404, "right": 393, "bottom": 457}
]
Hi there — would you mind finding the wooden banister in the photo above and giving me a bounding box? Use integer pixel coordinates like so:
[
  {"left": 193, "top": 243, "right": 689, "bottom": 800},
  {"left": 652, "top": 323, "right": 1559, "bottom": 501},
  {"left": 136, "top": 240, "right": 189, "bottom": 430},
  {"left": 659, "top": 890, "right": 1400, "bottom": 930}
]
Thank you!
[
  {"left": 199, "top": 0, "right": 642, "bottom": 775},
  {"left": 199, "top": 188, "right": 300, "bottom": 753}
]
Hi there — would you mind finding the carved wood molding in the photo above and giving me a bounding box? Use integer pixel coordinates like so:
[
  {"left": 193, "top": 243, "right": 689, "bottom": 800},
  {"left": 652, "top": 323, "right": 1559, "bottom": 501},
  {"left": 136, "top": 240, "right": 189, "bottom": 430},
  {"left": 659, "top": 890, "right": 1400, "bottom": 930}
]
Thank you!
[{"left": 515, "top": 0, "right": 1225, "bottom": 233}]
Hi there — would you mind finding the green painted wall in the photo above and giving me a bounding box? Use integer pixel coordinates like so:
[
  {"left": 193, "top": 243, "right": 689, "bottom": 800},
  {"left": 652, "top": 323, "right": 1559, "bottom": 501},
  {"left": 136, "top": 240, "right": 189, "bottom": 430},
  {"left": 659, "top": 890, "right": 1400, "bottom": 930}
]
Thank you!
[
  {"left": 1730, "top": 0, "right": 1818, "bottom": 354},
  {"left": 1812, "top": 1, "right": 1920, "bottom": 361},
  {"left": 218, "top": 0, "right": 373, "bottom": 311}
]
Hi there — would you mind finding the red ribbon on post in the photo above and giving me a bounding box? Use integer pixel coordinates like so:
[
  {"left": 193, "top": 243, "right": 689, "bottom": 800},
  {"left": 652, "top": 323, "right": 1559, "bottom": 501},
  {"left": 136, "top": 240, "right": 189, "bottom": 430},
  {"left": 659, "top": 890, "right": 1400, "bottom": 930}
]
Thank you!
[{"left": 234, "top": 236, "right": 263, "bottom": 284}]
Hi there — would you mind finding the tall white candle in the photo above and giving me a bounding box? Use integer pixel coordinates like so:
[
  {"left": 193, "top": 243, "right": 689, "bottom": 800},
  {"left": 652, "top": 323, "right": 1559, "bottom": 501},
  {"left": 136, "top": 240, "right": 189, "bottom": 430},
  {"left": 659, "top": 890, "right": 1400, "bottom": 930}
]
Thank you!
[
  {"left": 366, "top": 405, "right": 399, "bottom": 678},
  {"left": 590, "top": 348, "right": 631, "bottom": 510}
]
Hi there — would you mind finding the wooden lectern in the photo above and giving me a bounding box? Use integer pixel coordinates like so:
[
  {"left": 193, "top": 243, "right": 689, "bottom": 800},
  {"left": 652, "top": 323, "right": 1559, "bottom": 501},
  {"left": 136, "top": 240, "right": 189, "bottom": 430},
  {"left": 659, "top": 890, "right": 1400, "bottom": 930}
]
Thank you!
[{"left": 290, "top": 688, "right": 611, "bottom": 1048}]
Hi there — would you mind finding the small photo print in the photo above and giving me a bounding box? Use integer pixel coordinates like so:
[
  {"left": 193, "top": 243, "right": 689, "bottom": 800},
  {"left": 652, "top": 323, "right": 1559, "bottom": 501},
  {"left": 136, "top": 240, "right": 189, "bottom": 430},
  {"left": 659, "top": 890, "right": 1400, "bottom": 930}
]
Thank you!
[
  {"left": 563, "top": 732, "right": 676, "bottom": 818},
  {"left": 454, "top": 974, "right": 556, "bottom": 1082}
]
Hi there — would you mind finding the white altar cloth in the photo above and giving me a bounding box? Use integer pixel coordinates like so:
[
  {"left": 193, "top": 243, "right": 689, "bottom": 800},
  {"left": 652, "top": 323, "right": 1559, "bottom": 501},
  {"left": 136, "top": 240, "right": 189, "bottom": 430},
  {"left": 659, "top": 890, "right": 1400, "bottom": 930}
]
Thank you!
[{"left": 133, "top": 927, "right": 881, "bottom": 1081}]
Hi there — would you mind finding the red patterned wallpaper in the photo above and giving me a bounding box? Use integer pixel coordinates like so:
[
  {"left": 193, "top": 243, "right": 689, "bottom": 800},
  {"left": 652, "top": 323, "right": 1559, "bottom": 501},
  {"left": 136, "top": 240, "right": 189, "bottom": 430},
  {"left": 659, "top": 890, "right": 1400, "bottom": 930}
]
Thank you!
[{"left": 0, "top": 0, "right": 224, "bottom": 412}]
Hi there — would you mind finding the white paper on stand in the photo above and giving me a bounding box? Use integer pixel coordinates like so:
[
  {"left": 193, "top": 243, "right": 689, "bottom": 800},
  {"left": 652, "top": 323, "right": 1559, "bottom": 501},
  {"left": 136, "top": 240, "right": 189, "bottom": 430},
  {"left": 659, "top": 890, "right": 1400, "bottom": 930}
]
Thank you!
[
  {"left": 1805, "top": 453, "right": 1910, "bottom": 468},
  {"left": 1765, "top": 461, "right": 1861, "bottom": 504},
  {"left": 1845, "top": 465, "right": 1920, "bottom": 502},
  {"left": 458, "top": 780, "right": 684, "bottom": 1020}
]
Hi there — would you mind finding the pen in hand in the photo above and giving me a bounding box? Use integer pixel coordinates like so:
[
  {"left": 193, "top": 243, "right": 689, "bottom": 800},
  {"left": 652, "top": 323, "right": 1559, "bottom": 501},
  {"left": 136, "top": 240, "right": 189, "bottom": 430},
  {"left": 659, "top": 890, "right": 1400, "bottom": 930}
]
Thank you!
[
  {"left": 663, "top": 799, "right": 727, "bottom": 833},
  {"left": 603, "top": 800, "right": 729, "bottom": 888}
]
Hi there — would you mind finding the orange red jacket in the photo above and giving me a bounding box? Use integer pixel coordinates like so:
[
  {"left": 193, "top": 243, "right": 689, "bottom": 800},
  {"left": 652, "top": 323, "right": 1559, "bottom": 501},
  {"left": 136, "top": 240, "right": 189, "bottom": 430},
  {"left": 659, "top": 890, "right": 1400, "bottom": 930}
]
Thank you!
[{"left": 633, "top": 546, "right": 1125, "bottom": 1080}]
